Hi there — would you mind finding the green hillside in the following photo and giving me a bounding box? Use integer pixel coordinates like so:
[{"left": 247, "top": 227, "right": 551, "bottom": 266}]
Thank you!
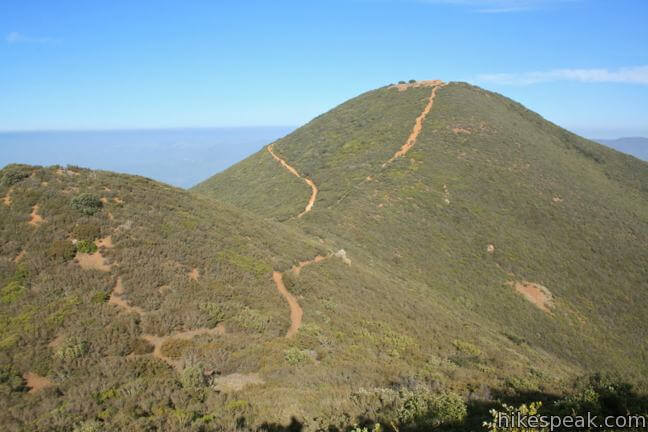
[
  {"left": 194, "top": 81, "right": 648, "bottom": 422},
  {"left": 2, "top": 81, "right": 648, "bottom": 431}
]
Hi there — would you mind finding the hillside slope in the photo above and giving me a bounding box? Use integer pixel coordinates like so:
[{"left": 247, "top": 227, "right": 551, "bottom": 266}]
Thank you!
[
  {"left": 195, "top": 81, "right": 648, "bottom": 389},
  {"left": 2, "top": 80, "right": 648, "bottom": 431}
]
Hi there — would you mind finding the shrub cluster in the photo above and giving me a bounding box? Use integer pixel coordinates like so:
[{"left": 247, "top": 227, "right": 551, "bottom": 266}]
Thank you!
[{"left": 71, "top": 193, "right": 103, "bottom": 215}]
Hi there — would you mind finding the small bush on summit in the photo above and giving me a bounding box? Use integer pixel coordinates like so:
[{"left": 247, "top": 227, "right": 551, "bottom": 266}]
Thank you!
[
  {"left": 1, "top": 168, "right": 29, "bottom": 186},
  {"left": 398, "top": 80, "right": 406, "bottom": 84},
  {"left": 408, "top": 79, "right": 416, "bottom": 83},
  {"left": 71, "top": 194, "right": 102, "bottom": 215}
]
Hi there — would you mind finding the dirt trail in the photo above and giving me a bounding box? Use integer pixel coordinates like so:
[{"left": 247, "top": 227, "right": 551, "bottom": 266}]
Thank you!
[
  {"left": 383, "top": 82, "right": 446, "bottom": 167},
  {"left": 272, "top": 253, "right": 341, "bottom": 337},
  {"left": 290, "top": 255, "right": 328, "bottom": 275},
  {"left": 267, "top": 144, "right": 318, "bottom": 218},
  {"left": 142, "top": 324, "right": 226, "bottom": 370},
  {"left": 109, "top": 277, "right": 146, "bottom": 315},
  {"left": 106, "top": 274, "right": 226, "bottom": 369},
  {"left": 23, "top": 372, "right": 53, "bottom": 393},
  {"left": 272, "top": 271, "right": 303, "bottom": 338}
]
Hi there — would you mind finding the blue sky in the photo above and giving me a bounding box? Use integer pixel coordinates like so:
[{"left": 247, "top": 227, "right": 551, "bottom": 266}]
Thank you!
[{"left": 1, "top": 0, "right": 647, "bottom": 137}]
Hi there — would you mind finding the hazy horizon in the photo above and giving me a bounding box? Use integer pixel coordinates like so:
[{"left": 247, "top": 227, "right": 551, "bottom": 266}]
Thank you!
[{"left": 0, "top": 126, "right": 294, "bottom": 188}]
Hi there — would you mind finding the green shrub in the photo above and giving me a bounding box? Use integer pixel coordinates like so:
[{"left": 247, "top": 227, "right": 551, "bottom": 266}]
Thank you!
[
  {"left": 55, "top": 338, "right": 89, "bottom": 361},
  {"left": 132, "top": 338, "right": 154, "bottom": 355},
  {"left": 160, "top": 338, "right": 192, "bottom": 359},
  {"left": 397, "top": 390, "right": 467, "bottom": 428},
  {"left": 1, "top": 168, "right": 29, "bottom": 186},
  {"left": 71, "top": 193, "right": 103, "bottom": 215},
  {"left": 48, "top": 240, "right": 77, "bottom": 262},
  {"left": 1, "top": 264, "right": 28, "bottom": 304},
  {"left": 180, "top": 365, "right": 205, "bottom": 389},
  {"left": 1, "top": 281, "right": 24, "bottom": 304},
  {"left": 199, "top": 302, "right": 225, "bottom": 327},
  {"left": 73, "top": 222, "right": 101, "bottom": 242},
  {"left": 408, "top": 79, "right": 416, "bottom": 83},
  {"left": 398, "top": 80, "right": 406, "bottom": 84},
  {"left": 76, "top": 240, "right": 98, "bottom": 254},
  {"left": 284, "top": 347, "right": 308, "bottom": 365},
  {"left": 91, "top": 290, "right": 109, "bottom": 303}
]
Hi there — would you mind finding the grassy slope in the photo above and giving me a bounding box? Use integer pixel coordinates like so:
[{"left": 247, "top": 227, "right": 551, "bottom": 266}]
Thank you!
[{"left": 195, "top": 82, "right": 648, "bottom": 388}]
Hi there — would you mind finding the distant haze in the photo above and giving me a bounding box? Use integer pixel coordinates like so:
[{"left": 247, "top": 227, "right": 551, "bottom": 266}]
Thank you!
[
  {"left": 0, "top": 127, "right": 294, "bottom": 188},
  {"left": 595, "top": 137, "right": 648, "bottom": 161}
]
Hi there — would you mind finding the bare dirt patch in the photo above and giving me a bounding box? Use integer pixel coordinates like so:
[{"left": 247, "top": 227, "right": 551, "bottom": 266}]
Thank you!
[
  {"left": 383, "top": 82, "right": 446, "bottom": 166},
  {"left": 2, "top": 188, "right": 12, "bottom": 206},
  {"left": 23, "top": 372, "right": 53, "bottom": 393},
  {"left": 28, "top": 205, "right": 44, "bottom": 226},
  {"left": 212, "top": 373, "right": 265, "bottom": 392},
  {"left": 390, "top": 79, "right": 444, "bottom": 92},
  {"left": 552, "top": 196, "right": 563, "bottom": 203},
  {"left": 487, "top": 244, "right": 495, "bottom": 254},
  {"left": 267, "top": 144, "right": 318, "bottom": 218},
  {"left": 507, "top": 281, "right": 554, "bottom": 313},
  {"left": 113, "top": 197, "right": 124, "bottom": 204},
  {"left": 100, "top": 197, "right": 108, "bottom": 204},
  {"left": 189, "top": 268, "right": 199, "bottom": 281},
  {"left": 95, "top": 236, "right": 113, "bottom": 249},
  {"left": 14, "top": 250, "right": 26, "bottom": 263},
  {"left": 76, "top": 251, "right": 112, "bottom": 272},
  {"left": 452, "top": 127, "right": 471, "bottom": 134}
]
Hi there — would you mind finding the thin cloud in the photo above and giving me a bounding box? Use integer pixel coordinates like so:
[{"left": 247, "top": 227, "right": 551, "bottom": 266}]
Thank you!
[
  {"left": 476, "top": 66, "right": 648, "bottom": 85},
  {"left": 417, "top": 0, "right": 579, "bottom": 13},
  {"left": 6, "top": 32, "right": 59, "bottom": 45}
]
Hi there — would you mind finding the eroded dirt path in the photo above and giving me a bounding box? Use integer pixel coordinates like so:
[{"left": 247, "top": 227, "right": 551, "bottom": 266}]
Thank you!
[
  {"left": 267, "top": 144, "right": 318, "bottom": 218},
  {"left": 383, "top": 82, "right": 446, "bottom": 167},
  {"left": 109, "top": 277, "right": 146, "bottom": 315},
  {"left": 142, "top": 324, "right": 226, "bottom": 370},
  {"left": 107, "top": 274, "right": 226, "bottom": 369},
  {"left": 272, "top": 253, "right": 347, "bottom": 338},
  {"left": 272, "top": 271, "right": 303, "bottom": 338}
]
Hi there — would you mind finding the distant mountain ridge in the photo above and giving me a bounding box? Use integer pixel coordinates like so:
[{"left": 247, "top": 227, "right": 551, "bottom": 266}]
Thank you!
[{"left": 595, "top": 136, "right": 648, "bottom": 161}]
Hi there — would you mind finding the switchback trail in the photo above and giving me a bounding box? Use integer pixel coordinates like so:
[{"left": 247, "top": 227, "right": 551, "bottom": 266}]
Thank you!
[
  {"left": 383, "top": 81, "right": 446, "bottom": 167},
  {"left": 267, "top": 143, "right": 318, "bottom": 218},
  {"left": 332, "top": 80, "right": 446, "bottom": 208},
  {"left": 272, "top": 254, "right": 330, "bottom": 338}
]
